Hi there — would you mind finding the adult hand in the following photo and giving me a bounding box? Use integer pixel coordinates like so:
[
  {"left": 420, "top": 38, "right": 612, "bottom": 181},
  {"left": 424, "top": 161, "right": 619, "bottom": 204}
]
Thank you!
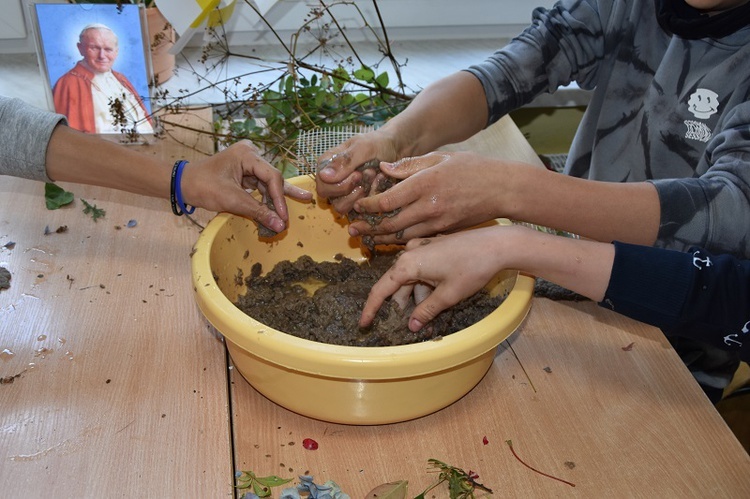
[
  {"left": 359, "top": 226, "right": 507, "bottom": 332},
  {"left": 315, "top": 129, "right": 400, "bottom": 214},
  {"left": 348, "top": 151, "right": 503, "bottom": 244},
  {"left": 181, "top": 140, "right": 312, "bottom": 232}
]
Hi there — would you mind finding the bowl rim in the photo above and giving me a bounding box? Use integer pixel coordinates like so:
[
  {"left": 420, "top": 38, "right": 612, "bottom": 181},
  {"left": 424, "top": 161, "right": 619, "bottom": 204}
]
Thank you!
[{"left": 191, "top": 176, "right": 534, "bottom": 380}]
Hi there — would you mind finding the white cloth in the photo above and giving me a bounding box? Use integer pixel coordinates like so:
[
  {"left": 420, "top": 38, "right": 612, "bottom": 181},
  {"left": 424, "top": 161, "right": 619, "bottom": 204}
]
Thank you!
[{"left": 90, "top": 71, "right": 153, "bottom": 135}]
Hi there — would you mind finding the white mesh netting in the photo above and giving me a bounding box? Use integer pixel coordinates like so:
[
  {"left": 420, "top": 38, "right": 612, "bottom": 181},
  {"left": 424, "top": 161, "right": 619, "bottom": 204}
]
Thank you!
[{"left": 295, "top": 125, "right": 375, "bottom": 175}]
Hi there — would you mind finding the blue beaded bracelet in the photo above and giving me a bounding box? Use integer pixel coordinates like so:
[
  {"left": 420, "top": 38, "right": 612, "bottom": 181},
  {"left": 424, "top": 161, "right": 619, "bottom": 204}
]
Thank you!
[{"left": 170, "top": 160, "right": 195, "bottom": 216}]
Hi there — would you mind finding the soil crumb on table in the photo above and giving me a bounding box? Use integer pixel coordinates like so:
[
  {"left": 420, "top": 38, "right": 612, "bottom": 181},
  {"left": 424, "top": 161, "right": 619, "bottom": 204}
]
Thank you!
[
  {"left": 0, "top": 267, "right": 11, "bottom": 291},
  {"left": 235, "top": 253, "right": 505, "bottom": 347}
]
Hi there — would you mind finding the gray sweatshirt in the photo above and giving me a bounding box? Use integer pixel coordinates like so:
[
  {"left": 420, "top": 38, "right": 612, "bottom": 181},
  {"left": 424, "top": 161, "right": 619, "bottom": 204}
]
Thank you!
[
  {"left": 466, "top": 0, "right": 750, "bottom": 257},
  {"left": 0, "top": 96, "right": 65, "bottom": 182}
]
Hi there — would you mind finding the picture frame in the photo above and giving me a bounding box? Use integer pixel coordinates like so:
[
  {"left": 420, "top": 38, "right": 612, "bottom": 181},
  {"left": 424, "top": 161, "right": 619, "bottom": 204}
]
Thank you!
[{"left": 29, "top": 2, "right": 156, "bottom": 140}]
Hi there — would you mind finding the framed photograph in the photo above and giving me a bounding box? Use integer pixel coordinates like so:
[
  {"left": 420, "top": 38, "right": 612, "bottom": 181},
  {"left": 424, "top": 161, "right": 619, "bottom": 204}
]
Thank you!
[{"left": 30, "top": 2, "right": 155, "bottom": 140}]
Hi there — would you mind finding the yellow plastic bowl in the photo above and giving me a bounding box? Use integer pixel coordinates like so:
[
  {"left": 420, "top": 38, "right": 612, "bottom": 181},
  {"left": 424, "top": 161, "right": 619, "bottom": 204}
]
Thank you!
[{"left": 191, "top": 175, "right": 534, "bottom": 425}]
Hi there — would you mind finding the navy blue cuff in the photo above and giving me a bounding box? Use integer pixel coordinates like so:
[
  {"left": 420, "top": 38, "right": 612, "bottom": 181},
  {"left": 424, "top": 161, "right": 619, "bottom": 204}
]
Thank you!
[{"left": 599, "top": 241, "right": 694, "bottom": 330}]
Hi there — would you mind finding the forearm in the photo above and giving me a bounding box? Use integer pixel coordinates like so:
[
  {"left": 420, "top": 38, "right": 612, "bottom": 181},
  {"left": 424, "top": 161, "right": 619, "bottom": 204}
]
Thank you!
[
  {"left": 45, "top": 123, "right": 170, "bottom": 199},
  {"left": 503, "top": 228, "right": 750, "bottom": 365},
  {"left": 501, "top": 164, "right": 661, "bottom": 246},
  {"left": 499, "top": 226, "right": 614, "bottom": 302},
  {"left": 380, "top": 71, "right": 488, "bottom": 157}
]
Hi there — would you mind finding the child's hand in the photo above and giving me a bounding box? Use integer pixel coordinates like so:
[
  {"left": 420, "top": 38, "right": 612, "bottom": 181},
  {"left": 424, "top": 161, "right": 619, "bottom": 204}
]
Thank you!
[{"left": 359, "top": 226, "right": 508, "bottom": 332}]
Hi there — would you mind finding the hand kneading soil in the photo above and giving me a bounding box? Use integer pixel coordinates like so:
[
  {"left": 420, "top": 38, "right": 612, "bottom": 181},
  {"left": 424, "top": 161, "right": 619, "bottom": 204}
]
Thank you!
[{"left": 235, "top": 253, "right": 505, "bottom": 347}]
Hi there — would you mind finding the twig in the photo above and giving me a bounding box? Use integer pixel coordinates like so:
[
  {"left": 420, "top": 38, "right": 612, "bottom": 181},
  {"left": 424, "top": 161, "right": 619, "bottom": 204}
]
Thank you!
[
  {"left": 507, "top": 341, "right": 536, "bottom": 392},
  {"left": 370, "top": 0, "right": 405, "bottom": 89},
  {"left": 317, "top": 0, "right": 367, "bottom": 68},
  {"left": 505, "top": 440, "right": 576, "bottom": 488}
]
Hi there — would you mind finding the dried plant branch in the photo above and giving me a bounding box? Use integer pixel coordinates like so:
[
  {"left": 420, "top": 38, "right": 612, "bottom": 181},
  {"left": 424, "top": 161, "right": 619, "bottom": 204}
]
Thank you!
[{"left": 141, "top": 0, "right": 415, "bottom": 177}]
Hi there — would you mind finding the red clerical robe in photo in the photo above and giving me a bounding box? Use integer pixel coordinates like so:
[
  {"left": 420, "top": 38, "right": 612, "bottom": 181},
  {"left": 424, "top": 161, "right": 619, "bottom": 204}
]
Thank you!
[{"left": 52, "top": 61, "right": 152, "bottom": 134}]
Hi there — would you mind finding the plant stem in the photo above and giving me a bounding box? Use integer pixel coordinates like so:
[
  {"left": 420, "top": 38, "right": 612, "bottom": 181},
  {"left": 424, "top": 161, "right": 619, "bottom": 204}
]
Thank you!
[
  {"left": 370, "top": 0, "right": 405, "bottom": 89},
  {"left": 505, "top": 440, "right": 576, "bottom": 487}
]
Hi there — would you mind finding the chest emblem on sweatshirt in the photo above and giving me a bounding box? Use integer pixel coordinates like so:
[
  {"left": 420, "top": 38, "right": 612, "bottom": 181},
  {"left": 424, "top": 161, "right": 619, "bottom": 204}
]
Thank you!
[
  {"left": 684, "top": 120, "right": 712, "bottom": 142},
  {"left": 687, "top": 88, "right": 719, "bottom": 119}
]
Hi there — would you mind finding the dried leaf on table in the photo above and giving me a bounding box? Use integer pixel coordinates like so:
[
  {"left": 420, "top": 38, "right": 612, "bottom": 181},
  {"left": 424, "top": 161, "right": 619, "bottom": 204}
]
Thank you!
[{"left": 365, "top": 480, "right": 408, "bottom": 498}]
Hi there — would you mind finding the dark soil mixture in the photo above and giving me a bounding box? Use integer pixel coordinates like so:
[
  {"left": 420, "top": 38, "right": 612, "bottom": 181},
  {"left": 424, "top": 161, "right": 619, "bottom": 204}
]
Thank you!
[
  {"left": 0, "top": 267, "right": 11, "bottom": 291},
  {"left": 235, "top": 253, "right": 505, "bottom": 347},
  {"left": 346, "top": 171, "right": 402, "bottom": 250},
  {"left": 534, "top": 277, "right": 588, "bottom": 301}
]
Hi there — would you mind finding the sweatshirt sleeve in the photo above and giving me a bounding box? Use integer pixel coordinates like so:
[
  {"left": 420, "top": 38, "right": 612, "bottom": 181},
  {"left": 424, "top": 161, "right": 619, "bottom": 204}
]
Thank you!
[
  {"left": 0, "top": 96, "right": 66, "bottom": 182},
  {"left": 600, "top": 241, "right": 750, "bottom": 363},
  {"left": 463, "top": 0, "right": 612, "bottom": 125},
  {"left": 650, "top": 101, "right": 750, "bottom": 256}
]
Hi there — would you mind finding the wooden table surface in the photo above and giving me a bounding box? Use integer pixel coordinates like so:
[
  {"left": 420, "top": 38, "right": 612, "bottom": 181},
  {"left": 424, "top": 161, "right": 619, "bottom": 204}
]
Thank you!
[{"left": 2, "top": 109, "right": 749, "bottom": 498}]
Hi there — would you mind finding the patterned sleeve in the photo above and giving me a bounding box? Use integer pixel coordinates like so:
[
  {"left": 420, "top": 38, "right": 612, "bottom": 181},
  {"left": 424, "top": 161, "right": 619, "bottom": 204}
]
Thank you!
[
  {"left": 652, "top": 100, "right": 750, "bottom": 256},
  {"left": 0, "top": 96, "right": 66, "bottom": 182},
  {"left": 601, "top": 241, "right": 750, "bottom": 363},
  {"left": 464, "top": 0, "right": 616, "bottom": 125}
]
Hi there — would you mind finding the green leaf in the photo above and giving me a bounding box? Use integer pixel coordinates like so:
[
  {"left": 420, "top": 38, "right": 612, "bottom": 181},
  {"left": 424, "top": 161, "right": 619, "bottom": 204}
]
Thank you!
[
  {"left": 44, "top": 183, "right": 74, "bottom": 210},
  {"left": 264, "top": 90, "right": 282, "bottom": 101},
  {"left": 324, "top": 93, "right": 337, "bottom": 108},
  {"left": 319, "top": 74, "right": 330, "bottom": 90},
  {"left": 353, "top": 65, "right": 375, "bottom": 82},
  {"left": 255, "top": 475, "right": 293, "bottom": 487},
  {"left": 252, "top": 480, "right": 271, "bottom": 497},
  {"left": 375, "top": 71, "right": 390, "bottom": 87},
  {"left": 365, "top": 480, "right": 408, "bottom": 499},
  {"left": 276, "top": 159, "right": 300, "bottom": 179},
  {"left": 242, "top": 117, "right": 257, "bottom": 131},
  {"left": 234, "top": 470, "right": 292, "bottom": 497},
  {"left": 284, "top": 76, "right": 295, "bottom": 93},
  {"left": 234, "top": 470, "right": 255, "bottom": 489},
  {"left": 81, "top": 198, "right": 105, "bottom": 222},
  {"left": 331, "top": 67, "right": 350, "bottom": 91},
  {"left": 279, "top": 100, "right": 293, "bottom": 117}
]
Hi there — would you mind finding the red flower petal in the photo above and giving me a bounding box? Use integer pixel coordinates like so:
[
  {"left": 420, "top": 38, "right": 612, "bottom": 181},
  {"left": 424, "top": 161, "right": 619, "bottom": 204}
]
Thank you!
[
  {"left": 302, "top": 438, "right": 319, "bottom": 450},
  {"left": 483, "top": 436, "right": 489, "bottom": 445}
]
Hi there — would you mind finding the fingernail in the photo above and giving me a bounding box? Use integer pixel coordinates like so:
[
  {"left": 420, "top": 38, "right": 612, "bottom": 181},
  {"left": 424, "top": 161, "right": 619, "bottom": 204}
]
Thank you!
[
  {"left": 269, "top": 216, "right": 285, "bottom": 232},
  {"left": 317, "top": 158, "right": 333, "bottom": 171},
  {"left": 317, "top": 153, "right": 338, "bottom": 172},
  {"left": 409, "top": 318, "right": 424, "bottom": 332},
  {"left": 348, "top": 226, "right": 359, "bottom": 237}
]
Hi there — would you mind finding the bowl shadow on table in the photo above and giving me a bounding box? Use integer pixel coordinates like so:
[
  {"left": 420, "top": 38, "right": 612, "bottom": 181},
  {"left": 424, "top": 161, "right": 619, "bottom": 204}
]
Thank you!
[
  {"left": 191, "top": 175, "right": 535, "bottom": 426},
  {"left": 715, "top": 386, "right": 750, "bottom": 455},
  {"left": 529, "top": 292, "right": 750, "bottom": 454},
  {"left": 511, "top": 297, "right": 712, "bottom": 404}
]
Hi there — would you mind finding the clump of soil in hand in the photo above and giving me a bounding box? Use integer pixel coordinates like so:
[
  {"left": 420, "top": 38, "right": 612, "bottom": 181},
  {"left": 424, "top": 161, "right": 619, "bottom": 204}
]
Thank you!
[
  {"left": 235, "top": 253, "right": 504, "bottom": 347},
  {"left": 343, "top": 161, "right": 403, "bottom": 251},
  {"left": 318, "top": 154, "right": 402, "bottom": 250},
  {"left": 256, "top": 193, "right": 279, "bottom": 238}
]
